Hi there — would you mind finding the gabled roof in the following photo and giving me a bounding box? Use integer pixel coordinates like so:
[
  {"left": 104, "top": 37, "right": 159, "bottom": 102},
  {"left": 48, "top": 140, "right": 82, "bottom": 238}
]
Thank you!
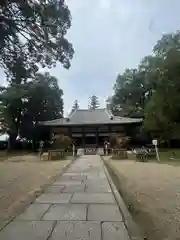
[{"left": 39, "top": 109, "right": 142, "bottom": 126}]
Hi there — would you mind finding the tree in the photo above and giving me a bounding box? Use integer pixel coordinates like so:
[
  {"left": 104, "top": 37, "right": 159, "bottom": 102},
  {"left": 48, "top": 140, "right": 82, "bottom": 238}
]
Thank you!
[
  {"left": 109, "top": 31, "right": 180, "bottom": 146},
  {"left": 52, "top": 134, "right": 72, "bottom": 149},
  {"left": 109, "top": 134, "right": 130, "bottom": 148},
  {"left": 143, "top": 32, "right": 180, "bottom": 145},
  {"left": 71, "top": 100, "right": 79, "bottom": 113},
  {"left": 88, "top": 95, "right": 100, "bottom": 110},
  {"left": 0, "top": 72, "right": 64, "bottom": 150},
  {"left": 0, "top": 0, "right": 74, "bottom": 75},
  {"left": 109, "top": 69, "right": 147, "bottom": 117}
]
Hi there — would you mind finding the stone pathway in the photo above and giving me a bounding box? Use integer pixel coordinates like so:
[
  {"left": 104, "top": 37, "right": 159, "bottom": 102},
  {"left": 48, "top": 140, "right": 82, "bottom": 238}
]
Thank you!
[{"left": 0, "top": 155, "right": 130, "bottom": 240}]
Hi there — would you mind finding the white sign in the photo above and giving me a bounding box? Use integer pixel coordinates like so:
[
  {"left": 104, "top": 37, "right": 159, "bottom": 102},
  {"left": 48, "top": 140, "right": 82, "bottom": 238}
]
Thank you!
[
  {"left": 152, "top": 139, "right": 158, "bottom": 146},
  {"left": 152, "top": 139, "right": 160, "bottom": 161}
]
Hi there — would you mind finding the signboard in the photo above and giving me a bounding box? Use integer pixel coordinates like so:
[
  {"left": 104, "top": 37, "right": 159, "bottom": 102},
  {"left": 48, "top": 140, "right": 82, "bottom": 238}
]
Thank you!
[
  {"left": 152, "top": 139, "right": 158, "bottom": 146},
  {"left": 152, "top": 139, "right": 160, "bottom": 161},
  {"left": 84, "top": 148, "right": 97, "bottom": 155}
]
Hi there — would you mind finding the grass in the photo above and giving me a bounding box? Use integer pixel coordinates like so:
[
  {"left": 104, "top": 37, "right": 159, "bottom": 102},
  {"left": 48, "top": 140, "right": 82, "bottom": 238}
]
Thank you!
[
  {"left": 0, "top": 151, "right": 36, "bottom": 161},
  {"left": 105, "top": 159, "right": 180, "bottom": 240},
  {"left": 126, "top": 148, "right": 180, "bottom": 166},
  {"left": 0, "top": 156, "right": 71, "bottom": 228}
]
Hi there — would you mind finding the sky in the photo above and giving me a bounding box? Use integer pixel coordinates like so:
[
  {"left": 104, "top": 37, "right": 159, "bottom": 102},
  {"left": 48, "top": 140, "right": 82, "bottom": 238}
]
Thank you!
[{"left": 0, "top": 0, "right": 180, "bottom": 116}]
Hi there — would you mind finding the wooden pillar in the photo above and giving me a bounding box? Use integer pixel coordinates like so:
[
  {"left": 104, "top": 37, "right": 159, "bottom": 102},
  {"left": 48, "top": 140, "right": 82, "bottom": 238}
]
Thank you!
[
  {"left": 68, "top": 127, "right": 72, "bottom": 138},
  {"left": 96, "top": 127, "right": 99, "bottom": 147},
  {"left": 82, "top": 126, "right": 85, "bottom": 148},
  {"left": 108, "top": 125, "right": 111, "bottom": 140}
]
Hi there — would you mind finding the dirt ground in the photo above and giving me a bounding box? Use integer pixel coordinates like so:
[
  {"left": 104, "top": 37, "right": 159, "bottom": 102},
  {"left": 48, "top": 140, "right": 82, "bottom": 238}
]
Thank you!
[
  {"left": 0, "top": 154, "right": 71, "bottom": 228},
  {"left": 107, "top": 160, "right": 180, "bottom": 240}
]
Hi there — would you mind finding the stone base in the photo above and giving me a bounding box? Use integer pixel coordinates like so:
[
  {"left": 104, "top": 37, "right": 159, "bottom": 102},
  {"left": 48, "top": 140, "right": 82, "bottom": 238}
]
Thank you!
[
  {"left": 41, "top": 153, "right": 48, "bottom": 161},
  {"left": 48, "top": 149, "right": 66, "bottom": 160},
  {"left": 112, "top": 149, "right": 128, "bottom": 160}
]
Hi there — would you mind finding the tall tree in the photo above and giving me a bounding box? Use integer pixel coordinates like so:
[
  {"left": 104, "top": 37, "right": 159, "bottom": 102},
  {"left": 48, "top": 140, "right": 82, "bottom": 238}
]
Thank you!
[
  {"left": 143, "top": 32, "right": 180, "bottom": 144},
  {"left": 71, "top": 100, "right": 79, "bottom": 113},
  {"left": 0, "top": 0, "right": 74, "bottom": 75},
  {"left": 88, "top": 95, "right": 100, "bottom": 110},
  {"left": 109, "top": 69, "right": 147, "bottom": 117},
  {"left": 0, "top": 72, "right": 64, "bottom": 149},
  {"left": 110, "top": 31, "right": 180, "bottom": 145}
]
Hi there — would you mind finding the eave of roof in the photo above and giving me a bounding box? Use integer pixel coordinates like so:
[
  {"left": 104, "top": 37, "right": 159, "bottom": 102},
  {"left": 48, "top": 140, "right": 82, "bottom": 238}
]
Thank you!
[{"left": 39, "top": 108, "right": 142, "bottom": 126}]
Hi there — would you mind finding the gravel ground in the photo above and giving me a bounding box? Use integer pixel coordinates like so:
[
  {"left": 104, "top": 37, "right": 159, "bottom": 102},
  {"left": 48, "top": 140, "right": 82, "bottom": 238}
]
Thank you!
[
  {"left": 0, "top": 155, "right": 71, "bottom": 228},
  {"left": 107, "top": 160, "right": 180, "bottom": 240}
]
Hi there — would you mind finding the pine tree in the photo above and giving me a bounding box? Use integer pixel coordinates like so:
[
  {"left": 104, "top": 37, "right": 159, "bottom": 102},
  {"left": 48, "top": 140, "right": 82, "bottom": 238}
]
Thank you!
[
  {"left": 71, "top": 100, "right": 79, "bottom": 113},
  {"left": 88, "top": 95, "right": 100, "bottom": 110}
]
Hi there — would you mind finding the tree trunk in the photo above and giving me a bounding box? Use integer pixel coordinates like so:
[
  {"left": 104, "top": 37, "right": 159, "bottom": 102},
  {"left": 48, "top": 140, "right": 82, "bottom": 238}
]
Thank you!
[
  {"left": 32, "top": 139, "right": 37, "bottom": 152},
  {"left": 167, "top": 140, "right": 171, "bottom": 148},
  {"left": 7, "top": 132, "right": 18, "bottom": 151}
]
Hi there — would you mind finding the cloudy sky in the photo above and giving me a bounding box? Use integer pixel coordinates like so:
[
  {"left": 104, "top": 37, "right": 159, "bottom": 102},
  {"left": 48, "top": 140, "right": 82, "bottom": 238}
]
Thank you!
[{"left": 1, "top": 0, "right": 180, "bottom": 116}]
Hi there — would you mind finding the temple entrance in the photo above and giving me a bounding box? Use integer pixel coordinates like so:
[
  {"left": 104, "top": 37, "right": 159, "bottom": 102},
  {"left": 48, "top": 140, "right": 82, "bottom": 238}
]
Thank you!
[
  {"left": 73, "top": 137, "right": 82, "bottom": 147},
  {"left": 85, "top": 137, "right": 96, "bottom": 147},
  {"left": 98, "top": 136, "right": 108, "bottom": 147}
]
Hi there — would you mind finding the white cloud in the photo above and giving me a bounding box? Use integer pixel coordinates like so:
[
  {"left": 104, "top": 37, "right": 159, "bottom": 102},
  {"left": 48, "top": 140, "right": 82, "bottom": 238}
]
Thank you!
[
  {"left": 1, "top": 0, "right": 180, "bottom": 115},
  {"left": 99, "top": 0, "right": 111, "bottom": 10}
]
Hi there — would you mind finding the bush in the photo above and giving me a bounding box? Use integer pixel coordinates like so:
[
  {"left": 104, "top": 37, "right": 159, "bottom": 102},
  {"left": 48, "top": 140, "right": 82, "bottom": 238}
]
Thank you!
[
  {"left": 109, "top": 134, "right": 130, "bottom": 149},
  {"left": 52, "top": 134, "right": 72, "bottom": 150}
]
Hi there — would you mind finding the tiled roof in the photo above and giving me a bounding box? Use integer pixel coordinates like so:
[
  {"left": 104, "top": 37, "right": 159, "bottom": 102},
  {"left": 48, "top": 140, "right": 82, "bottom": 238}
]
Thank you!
[{"left": 39, "top": 109, "right": 142, "bottom": 126}]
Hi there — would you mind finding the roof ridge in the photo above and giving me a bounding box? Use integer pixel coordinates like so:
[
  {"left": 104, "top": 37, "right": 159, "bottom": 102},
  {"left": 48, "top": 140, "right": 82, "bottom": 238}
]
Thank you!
[
  {"left": 105, "top": 108, "right": 113, "bottom": 118},
  {"left": 72, "top": 108, "right": 106, "bottom": 111},
  {"left": 68, "top": 109, "right": 77, "bottom": 119}
]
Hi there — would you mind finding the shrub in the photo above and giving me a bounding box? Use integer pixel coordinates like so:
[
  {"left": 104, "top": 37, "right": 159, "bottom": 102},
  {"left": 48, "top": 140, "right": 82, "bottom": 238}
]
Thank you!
[
  {"left": 110, "top": 134, "right": 130, "bottom": 149},
  {"left": 52, "top": 134, "right": 72, "bottom": 150}
]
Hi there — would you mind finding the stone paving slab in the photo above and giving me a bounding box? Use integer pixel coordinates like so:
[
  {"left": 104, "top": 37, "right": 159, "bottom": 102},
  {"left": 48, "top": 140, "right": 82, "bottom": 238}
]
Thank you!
[
  {"left": 0, "top": 155, "right": 128, "bottom": 239},
  {"left": 43, "top": 204, "right": 87, "bottom": 221},
  {"left": 58, "top": 175, "right": 87, "bottom": 181},
  {"left": 50, "top": 221, "right": 101, "bottom": 240},
  {"left": 102, "top": 222, "right": 130, "bottom": 240},
  {"left": 86, "top": 173, "right": 101, "bottom": 179},
  {"left": 63, "top": 172, "right": 86, "bottom": 176},
  {"left": 36, "top": 193, "right": 72, "bottom": 204},
  {"left": 86, "top": 182, "right": 110, "bottom": 188},
  {"left": 0, "top": 221, "right": 54, "bottom": 240},
  {"left": 87, "top": 174, "right": 106, "bottom": 179},
  {"left": 52, "top": 180, "right": 82, "bottom": 186},
  {"left": 16, "top": 203, "right": 51, "bottom": 220},
  {"left": 71, "top": 193, "right": 116, "bottom": 204},
  {"left": 85, "top": 186, "right": 112, "bottom": 193},
  {"left": 62, "top": 184, "right": 86, "bottom": 193},
  {"left": 85, "top": 179, "right": 109, "bottom": 184},
  {"left": 87, "top": 204, "right": 122, "bottom": 221},
  {"left": 85, "top": 183, "right": 112, "bottom": 193},
  {"left": 45, "top": 185, "right": 65, "bottom": 193}
]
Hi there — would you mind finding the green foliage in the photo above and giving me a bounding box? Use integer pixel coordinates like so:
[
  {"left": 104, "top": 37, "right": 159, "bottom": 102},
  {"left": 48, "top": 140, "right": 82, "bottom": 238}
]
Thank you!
[
  {"left": 109, "top": 135, "right": 130, "bottom": 149},
  {"left": 52, "top": 134, "right": 72, "bottom": 149},
  {"left": 0, "top": 0, "right": 74, "bottom": 75},
  {"left": 109, "top": 31, "right": 180, "bottom": 144},
  {"left": 71, "top": 100, "right": 79, "bottom": 113},
  {"left": 0, "top": 72, "right": 64, "bottom": 149},
  {"left": 0, "top": 0, "right": 73, "bottom": 150},
  {"left": 88, "top": 95, "right": 100, "bottom": 110}
]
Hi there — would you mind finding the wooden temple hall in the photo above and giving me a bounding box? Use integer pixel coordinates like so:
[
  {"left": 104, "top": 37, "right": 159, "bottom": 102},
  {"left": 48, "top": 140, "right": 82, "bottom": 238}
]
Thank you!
[{"left": 39, "top": 109, "right": 142, "bottom": 148}]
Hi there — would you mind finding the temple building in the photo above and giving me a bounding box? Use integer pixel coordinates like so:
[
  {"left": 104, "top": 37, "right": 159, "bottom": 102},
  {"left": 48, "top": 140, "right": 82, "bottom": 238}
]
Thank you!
[{"left": 39, "top": 108, "right": 142, "bottom": 148}]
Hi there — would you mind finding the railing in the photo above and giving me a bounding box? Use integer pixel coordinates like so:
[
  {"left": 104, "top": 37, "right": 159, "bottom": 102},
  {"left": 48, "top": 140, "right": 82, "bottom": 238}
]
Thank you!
[
  {"left": 84, "top": 148, "right": 97, "bottom": 155},
  {"left": 111, "top": 148, "right": 128, "bottom": 159},
  {"left": 48, "top": 149, "right": 66, "bottom": 160}
]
